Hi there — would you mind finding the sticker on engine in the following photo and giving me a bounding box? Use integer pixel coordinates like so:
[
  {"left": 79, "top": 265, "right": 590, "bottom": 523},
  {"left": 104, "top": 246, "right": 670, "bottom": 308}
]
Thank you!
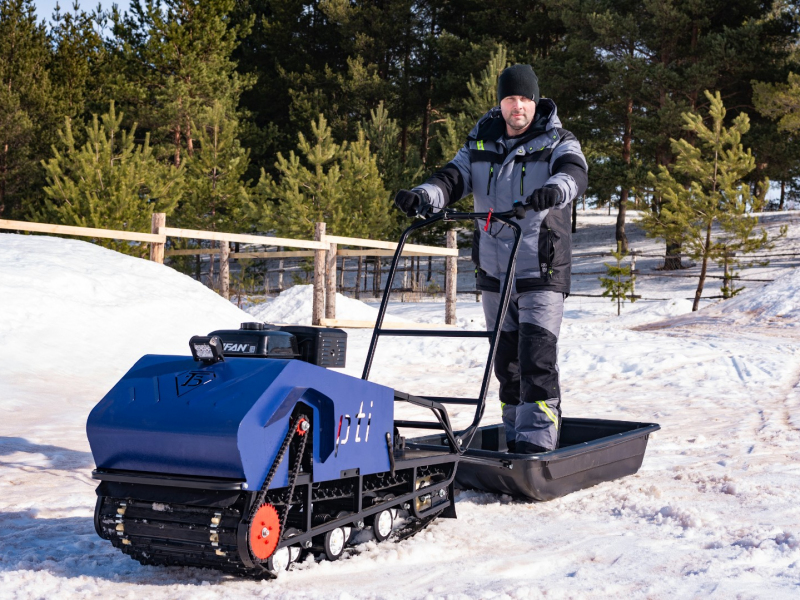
[{"left": 223, "top": 342, "right": 256, "bottom": 354}]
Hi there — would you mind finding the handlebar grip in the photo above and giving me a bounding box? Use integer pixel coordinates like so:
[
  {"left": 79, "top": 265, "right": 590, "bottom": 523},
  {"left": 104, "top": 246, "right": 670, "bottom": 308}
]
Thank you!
[
  {"left": 416, "top": 201, "right": 434, "bottom": 219},
  {"left": 511, "top": 202, "right": 533, "bottom": 219}
]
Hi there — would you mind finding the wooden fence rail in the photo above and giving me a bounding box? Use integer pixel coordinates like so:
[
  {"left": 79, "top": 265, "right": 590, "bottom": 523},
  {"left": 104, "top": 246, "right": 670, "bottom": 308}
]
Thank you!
[
  {"left": 159, "top": 226, "right": 329, "bottom": 250},
  {"left": 0, "top": 218, "right": 165, "bottom": 243},
  {"left": 164, "top": 248, "right": 436, "bottom": 258}
]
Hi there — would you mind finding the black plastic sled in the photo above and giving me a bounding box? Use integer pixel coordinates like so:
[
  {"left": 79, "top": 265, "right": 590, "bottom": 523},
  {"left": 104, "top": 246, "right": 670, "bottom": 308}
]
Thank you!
[
  {"left": 364, "top": 207, "right": 660, "bottom": 503},
  {"left": 409, "top": 418, "right": 660, "bottom": 501}
]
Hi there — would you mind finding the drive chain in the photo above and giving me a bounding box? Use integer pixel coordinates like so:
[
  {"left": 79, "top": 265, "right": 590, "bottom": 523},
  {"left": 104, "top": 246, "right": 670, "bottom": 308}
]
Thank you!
[
  {"left": 249, "top": 414, "right": 307, "bottom": 521},
  {"left": 280, "top": 427, "right": 309, "bottom": 536}
]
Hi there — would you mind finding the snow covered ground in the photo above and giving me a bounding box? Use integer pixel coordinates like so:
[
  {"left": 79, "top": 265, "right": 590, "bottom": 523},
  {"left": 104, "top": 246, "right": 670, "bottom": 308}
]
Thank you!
[{"left": 2, "top": 211, "right": 800, "bottom": 598}]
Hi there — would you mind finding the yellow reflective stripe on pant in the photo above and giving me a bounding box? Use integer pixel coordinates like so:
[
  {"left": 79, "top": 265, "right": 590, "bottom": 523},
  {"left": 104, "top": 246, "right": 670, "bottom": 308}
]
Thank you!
[{"left": 536, "top": 401, "right": 559, "bottom": 430}]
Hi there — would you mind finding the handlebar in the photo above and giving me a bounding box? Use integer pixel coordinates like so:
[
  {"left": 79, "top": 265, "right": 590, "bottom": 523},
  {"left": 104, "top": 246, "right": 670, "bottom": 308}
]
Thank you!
[
  {"left": 362, "top": 207, "right": 523, "bottom": 452},
  {"left": 415, "top": 202, "right": 534, "bottom": 221}
]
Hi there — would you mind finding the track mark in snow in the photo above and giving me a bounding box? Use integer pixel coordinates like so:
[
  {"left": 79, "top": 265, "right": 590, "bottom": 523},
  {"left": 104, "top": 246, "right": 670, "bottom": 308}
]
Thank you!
[
  {"left": 730, "top": 356, "right": 747, "bottom": 382},
  {"left": 781, "top": 363, "right": 800, "bottom": 435}
]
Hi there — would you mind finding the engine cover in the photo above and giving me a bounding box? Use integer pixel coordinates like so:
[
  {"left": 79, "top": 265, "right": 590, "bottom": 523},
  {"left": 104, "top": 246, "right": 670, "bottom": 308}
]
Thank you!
[{"left": 87, "top": 356, "right": 393, "bottom": 489}]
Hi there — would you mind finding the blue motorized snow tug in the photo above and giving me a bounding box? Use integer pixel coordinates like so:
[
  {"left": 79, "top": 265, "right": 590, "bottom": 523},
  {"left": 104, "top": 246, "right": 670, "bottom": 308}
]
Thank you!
[{"left": 88, "top": 208, "right": 658, "bottom": 577}]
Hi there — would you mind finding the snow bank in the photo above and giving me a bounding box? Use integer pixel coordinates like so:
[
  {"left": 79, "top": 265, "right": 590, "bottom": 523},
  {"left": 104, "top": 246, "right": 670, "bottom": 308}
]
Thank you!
[
  {"left": 247, "top": 284, "right": 410, "bottom": 325},
  {"left": 0, "top": 233, "right": 251, "bottom": 387},
  {"left": 638, "top": 266, "right": 800, "bottom": 333},
  {"left": 4, "top": 230, "right": 800, "bottom": 597}
]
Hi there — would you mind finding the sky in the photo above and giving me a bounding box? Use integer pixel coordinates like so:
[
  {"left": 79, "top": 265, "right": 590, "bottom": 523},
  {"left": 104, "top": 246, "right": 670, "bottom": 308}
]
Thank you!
[{"left": 34, "top": 0, "right": 132, "bottom": 22}]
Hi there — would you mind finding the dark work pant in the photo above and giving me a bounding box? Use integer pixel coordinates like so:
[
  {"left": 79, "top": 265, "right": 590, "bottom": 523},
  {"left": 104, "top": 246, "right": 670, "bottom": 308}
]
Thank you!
[{"left": 483, "top": 290, "right": 564, "bottom": 451}]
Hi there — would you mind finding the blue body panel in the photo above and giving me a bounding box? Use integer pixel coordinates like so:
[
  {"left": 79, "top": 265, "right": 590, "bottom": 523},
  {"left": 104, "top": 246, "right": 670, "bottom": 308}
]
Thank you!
[{"left": 87, "top": 356, "right": 394, "bottom": 489}]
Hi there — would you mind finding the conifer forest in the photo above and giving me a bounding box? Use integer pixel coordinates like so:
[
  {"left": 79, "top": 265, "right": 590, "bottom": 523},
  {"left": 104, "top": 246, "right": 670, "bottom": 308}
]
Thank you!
[{"left": 1, "top": 0, "right": 799, "bottom": 260}]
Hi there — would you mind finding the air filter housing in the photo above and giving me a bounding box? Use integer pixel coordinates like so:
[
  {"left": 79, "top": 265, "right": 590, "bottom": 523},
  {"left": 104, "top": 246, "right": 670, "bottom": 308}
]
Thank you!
[{"left": 279, "top": 325, "right": 347, "bottom": 368}]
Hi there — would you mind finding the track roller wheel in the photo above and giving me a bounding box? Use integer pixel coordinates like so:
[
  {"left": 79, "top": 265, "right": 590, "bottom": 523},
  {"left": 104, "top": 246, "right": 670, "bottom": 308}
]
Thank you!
[
  {"left": 335, "top": 511, "right": 353, "bottom": 543},
  {"left": 314, "top": 527, "right": 347, "bottom": 561},
  {"left": 249, "top": 503, "right": 280, "bottom": 561},
  {"left": 267, "top": 527, "right": 301, "bottom": 575},
  {"left": 368, "top": 508, "right": 394, "bottom": 542},
  {"left": 266, "top": 546, "right": 291, "bottom": 574}
]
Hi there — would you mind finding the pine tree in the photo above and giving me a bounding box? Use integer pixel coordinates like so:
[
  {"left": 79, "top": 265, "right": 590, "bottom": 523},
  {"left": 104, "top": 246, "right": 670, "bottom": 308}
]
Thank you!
[
  {"left": 39, "top": 102, "right": 184, "bottom": 256},
  {"left": 362, "top": 102, "right": 405, "bottom": 193},
  {"left": 49, "top": 2, "right": 107, "bottom": 121},
  {"left": 253, "top": 114, "right": 392, "bottom": 240},
  {"left": 182, "top": 101, "right": 250, "bottom": 232},
  {"left": 0, "top": 0, "right": 54, "bottom": 218},
  {"left": 640, "top": 91, "right": 782, "bottom": 312},
  {"left": 108, "top": 0, "right": 254, "bottom": 168},
  {"left": 753, "top": 73, "right": 800, "bottom": 209},
  {"left": 580, "top": 1, "right": 653, "bottom": 252},
  {"left": 338, "top": 129, "right": 394, "bottom": 237},
  {"left": 361, "top": 101, "right": 424, "bottom": 236},
  {"left": 230, "top": 0, "right": 353, "bottom": 176},
  {"left": 285, "top": 55, "right": 389, "bottom": 147},
  {"left": 599, "top": 241, "right": 635, "bottom": 316},
  {"left": 753, "top": 73, "right": 800, "bottom": 134}
]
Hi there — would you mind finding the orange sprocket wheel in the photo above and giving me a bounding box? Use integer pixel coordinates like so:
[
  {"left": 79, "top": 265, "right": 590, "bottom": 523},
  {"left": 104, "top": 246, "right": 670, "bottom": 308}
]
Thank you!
[{"left": 249, "top": 503, "right": 281, "bottom": 560}]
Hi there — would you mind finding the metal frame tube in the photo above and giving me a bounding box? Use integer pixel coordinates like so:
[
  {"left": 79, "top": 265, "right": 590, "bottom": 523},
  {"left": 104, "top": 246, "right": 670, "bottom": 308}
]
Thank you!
[{"left": 361, "top": 209, "right": 522, "bottom": 452}]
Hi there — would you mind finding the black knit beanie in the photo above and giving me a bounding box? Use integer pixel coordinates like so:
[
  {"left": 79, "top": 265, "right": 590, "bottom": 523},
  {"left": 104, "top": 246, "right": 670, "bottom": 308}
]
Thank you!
[{"left": 496, "top": 64, "right": 539, "bottom": 104}]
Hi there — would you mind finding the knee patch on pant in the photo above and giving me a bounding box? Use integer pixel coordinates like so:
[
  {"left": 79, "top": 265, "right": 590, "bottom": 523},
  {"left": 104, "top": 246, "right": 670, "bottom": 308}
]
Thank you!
[
  {"left": 519, "top": 322, "right": 560, "bottom": 401},
  {"left": 494, "top": 329, "right": 520, "bottom": 407},
  {"left": 518, "top": 290, "right": 565, "bottom": 338}
]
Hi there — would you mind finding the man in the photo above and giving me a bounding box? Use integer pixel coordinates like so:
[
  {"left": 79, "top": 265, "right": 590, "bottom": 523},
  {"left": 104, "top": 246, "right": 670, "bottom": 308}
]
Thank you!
[{"left": 394, "top": 64, "right": 587, "bottom": 454}]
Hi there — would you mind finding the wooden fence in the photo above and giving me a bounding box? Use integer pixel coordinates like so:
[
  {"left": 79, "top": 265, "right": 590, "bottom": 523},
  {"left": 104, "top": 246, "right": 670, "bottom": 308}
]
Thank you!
[{"left": 0, "top": 214, "right": 458, "bottom": 328}]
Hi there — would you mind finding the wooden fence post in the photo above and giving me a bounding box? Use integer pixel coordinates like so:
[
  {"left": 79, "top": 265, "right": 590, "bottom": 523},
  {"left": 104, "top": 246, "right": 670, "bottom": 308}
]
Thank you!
[
  {"left": 313, "top": 222, "right": 326, "bottom": 326},
  {"left": 355, "top": 256, "right": 363, "bottom": 300},
  {"left": 220, "top": 241, "right": 230, "bottom": 300},
  {"left": 277, "top": 246, "right": 285, "bottom": 292},
  {"left": 149, "top": 212, "right": 166, "bottom": 263},
  {"left": 445, "top": 229, "right": 457, "bottom": 325},
  {"left": 326, "top": 242, "right": 337, "bottom": 319},
  {"left": 373, "top": 257, "right": 381, "bottom": 298}
]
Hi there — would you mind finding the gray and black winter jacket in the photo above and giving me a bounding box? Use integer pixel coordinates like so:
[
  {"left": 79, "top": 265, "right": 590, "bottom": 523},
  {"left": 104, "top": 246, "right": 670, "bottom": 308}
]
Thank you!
[{"left": 414, "top": 99, "right": 587, "bottom": 294}]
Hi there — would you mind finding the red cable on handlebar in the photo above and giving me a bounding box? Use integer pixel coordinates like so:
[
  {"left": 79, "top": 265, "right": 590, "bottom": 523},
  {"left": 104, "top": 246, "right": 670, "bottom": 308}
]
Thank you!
[{"left": 483, "top": 209, "right": 493, "bottom": 232}]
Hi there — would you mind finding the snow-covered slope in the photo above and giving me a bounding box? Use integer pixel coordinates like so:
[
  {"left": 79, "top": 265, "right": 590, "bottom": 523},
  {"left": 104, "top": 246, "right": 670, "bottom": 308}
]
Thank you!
[
  {"left": 248, "top": 284, "right": 411, "bottom": 325},
  {"left": 3, "top": 231, "right": 800, "bottom": 599},
  {"left": 637, "top": 266, "right": 800, "bottom": 334},
  {"left": 0, "top": 234, "right": 252, "bottom": 386}
]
